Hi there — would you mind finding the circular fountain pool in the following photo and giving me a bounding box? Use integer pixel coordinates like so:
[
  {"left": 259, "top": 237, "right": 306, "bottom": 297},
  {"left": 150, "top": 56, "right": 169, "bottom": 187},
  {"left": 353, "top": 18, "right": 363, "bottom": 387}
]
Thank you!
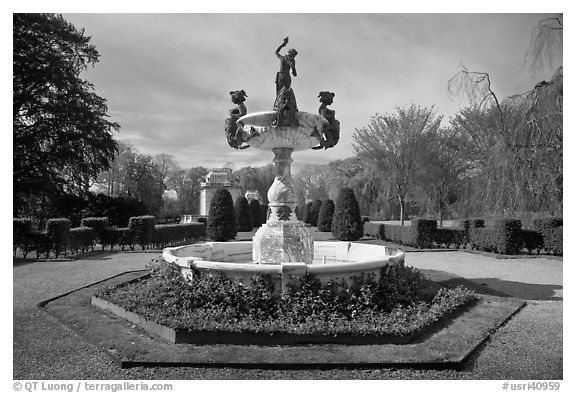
[{"left": 163, "top": 241, "right": 405, "bottom": 293}]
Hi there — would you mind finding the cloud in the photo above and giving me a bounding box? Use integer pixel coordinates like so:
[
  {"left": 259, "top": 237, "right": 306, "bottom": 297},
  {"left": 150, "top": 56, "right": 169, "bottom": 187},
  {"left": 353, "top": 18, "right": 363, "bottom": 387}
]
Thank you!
[{"left": 65, "top": 13, "right": 556, "bottom": 172}]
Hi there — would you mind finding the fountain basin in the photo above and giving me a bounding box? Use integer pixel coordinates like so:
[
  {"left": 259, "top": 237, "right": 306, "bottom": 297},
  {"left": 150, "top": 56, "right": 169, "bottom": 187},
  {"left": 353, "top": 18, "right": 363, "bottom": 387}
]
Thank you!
[
  {"left": 163, "top": 241, "right": 405, "bottom": 293},
  {"left": 237, "top": 111, "right": 327, "bottom": 151}
]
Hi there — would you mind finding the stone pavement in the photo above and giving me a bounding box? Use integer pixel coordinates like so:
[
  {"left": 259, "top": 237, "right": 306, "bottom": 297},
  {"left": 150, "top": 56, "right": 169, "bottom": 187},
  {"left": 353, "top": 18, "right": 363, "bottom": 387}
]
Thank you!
[{"left": 404, "top": 251, "right": 562, "bottom": 300}]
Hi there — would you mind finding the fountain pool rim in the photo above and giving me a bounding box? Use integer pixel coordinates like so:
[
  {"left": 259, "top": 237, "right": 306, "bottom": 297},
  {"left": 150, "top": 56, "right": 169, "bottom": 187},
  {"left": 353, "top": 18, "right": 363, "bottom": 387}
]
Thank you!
[{"left": 163, "top": 241, "right": 405, "bottom": 287}]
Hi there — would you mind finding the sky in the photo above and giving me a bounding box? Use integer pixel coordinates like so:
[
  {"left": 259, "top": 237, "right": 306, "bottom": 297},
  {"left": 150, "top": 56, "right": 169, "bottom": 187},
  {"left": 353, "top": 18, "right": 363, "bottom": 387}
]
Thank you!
[{"left": 59, "top": 12, "right": 562, "bottom": 173}]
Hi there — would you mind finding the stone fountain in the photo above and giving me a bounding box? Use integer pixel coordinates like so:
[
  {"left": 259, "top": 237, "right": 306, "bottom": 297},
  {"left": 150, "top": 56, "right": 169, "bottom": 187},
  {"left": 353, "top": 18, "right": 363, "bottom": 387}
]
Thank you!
[{"left": 164, "top": 37, "right": 404, "bottom": 291}]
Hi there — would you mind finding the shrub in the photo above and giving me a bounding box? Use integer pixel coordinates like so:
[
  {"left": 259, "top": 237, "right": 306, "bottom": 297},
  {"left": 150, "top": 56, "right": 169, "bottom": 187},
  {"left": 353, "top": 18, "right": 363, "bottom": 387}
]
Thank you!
[
  {"left": 69, "top": 227, "right": 96, "bottom": 253},
  {"left": 98, "top": 260, "right": 476, "bottom": 337},
  {"left": 533, "top": 218, "right": 563, "bottom": 255},
  {"left": 13, "top": 218, "right": 33, "bottom": 258},
  {"left": 260, "top": 204, "right": 269, "bottom": 223},
  {"left": 207, "top": 188, "right": 237, "bottom": 241},
  {"left": 332, "top": 188, "right": 363, "bottom": 241},
  {"left": 547, "top": 227, "right": 563, "bottom": 256},
  {"left": 382, "top": 224, "right": 414, "bottom": 246},
  {"left": 30, "top": 231, "right": 50, "bottom": 259},
  {"left": 249, "top": 199, "right": 263, "bottom": 228},
  {"left": 470, "top": 219, "right": 522, "bottom": 255},
  {"left": 154, "top": 223, "right": 206, "bottom": 247},
  {"left": 128, "top": 216, "right": 156, "bottom": 250},
  {"left": 411, "top": 218, "right": 437, "bottom": 248},
  {"left": 45, "top": 218, "right": 71, "bottom": 257},
  {"left": 493, "top": 219, "right": 522, "bottom": 254},
  {"left": 303, "top": 202, "right": 313, "bottom": 224},
  {"left": 434, "top": 228, "right": 465, "bottom": 249},
  {"left": 117, "top": 228, "right": 134, "bottom": 251},
  {"left": 235, "top": 196, "right": 254, "bottom": 232},
  {"left": 308, "top": 199, "right": 322, "bottom": 227},
  {"left": 317, "top": 199, "right": 335, "bottom": 232},
  {"left": 295, "top": 202, "right": 306, "bottom": 221},
  {"left": 381, "top": 219, "right": 438, "bottom": 248},
  {"left": 520, "top": 229, "right": 544, "bottom": 254},
  {"left": 101, "top": 228, "right": 123, "bottom": 250},
  {"left": 363, "top": 222, "right": 385, "bottom": 240},
  {"left": 81, "top": 217, "right": 109, "bottom": 248},
  {"left": 470, "top": 227, "right": 497, "bottom": 253},
  {"left": 460, "top": 219, "right": 485, "bottom": 246}
]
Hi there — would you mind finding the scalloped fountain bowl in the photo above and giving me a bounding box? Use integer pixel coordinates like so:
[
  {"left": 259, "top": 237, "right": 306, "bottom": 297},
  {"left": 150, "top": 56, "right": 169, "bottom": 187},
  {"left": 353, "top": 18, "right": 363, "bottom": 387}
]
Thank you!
[
  {"left": 237, "top": 111, "right": 327, "bottom": 151},
  {"left": 163, "top": 241, "right": 405, "bottom": 293}
]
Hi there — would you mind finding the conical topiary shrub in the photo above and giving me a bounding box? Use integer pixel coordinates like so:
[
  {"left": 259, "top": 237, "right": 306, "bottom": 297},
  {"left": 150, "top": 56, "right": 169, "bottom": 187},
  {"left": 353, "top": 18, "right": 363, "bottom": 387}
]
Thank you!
[
  {"left": 317, "top": 199, "right": 335, "bottom": 232},
  {"left": 303, "top": 201, "right": 313, "bottom": 224},
  {"left": 295, "top": 201, "right": 306, "bottom": 221},
  {"left": 308, "top": 199, "right": 322, "bottom": 227},
  {"left": 207, "top": 188, "right": 237, "bottom": 241},
  {"left": 332, "top": 187, "right": 363, "bottom": 241},
  {"left": 235, "top": 196, "right": 254, "bottom": 232},
  {"left": 249, "top": 199, "right": 263, "bottom": 228}
]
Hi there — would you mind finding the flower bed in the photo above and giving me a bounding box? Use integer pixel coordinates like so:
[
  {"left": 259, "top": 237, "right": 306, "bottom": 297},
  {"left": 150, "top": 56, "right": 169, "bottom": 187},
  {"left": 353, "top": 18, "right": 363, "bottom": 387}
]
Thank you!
[{"left": 95, "top": 260, "right": 477, "bottom": 343}]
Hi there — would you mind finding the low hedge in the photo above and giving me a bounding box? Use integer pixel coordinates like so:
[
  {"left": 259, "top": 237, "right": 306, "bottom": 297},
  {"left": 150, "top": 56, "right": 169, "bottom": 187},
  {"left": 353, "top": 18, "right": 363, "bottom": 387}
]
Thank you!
[
  {"left": 434, "top": 228, "right": 465, "bottom": 248},
  {"left": 14, "top": 215, "right": 207, "bottom": 258},
  {"left": 46, "top": 218, "right": 71, "bottom": 258},
  {"left": 81, "top": 217, "right": 110, "bottom": 245},
  {"left": 533, "top": 218, "right": 563, "bottom": 255},
  {"left": 13, "top": 218, "right": 33, "bottom": 258},
  {"left": 412, "top": 219, "right": 437, "bottom": 248},
  {"left": 69, "top": 227, "right": 96, "bottom": 253},
  {"left": 154, "top": 223, "right": 206, "bottom": 247},
  {"left": 470, "top": 219, "right": 522, "bottom": 254},
  {"left": 364, "top": 222, "right": 385, "bottom": 240},
  {"left": 519, "top": 229, "right": 543, "bottom": 254},
  {"left": 29, "top": 231, "right": 50, "bottom": 259},
  {"left": 128, "top": 216, "right": 156, "bottom": 250},
  {"left": 382, "top": 224, "right": 414, "bottom": 246},
  {"left": 469, "top": 227, "right": 498, "bottom": 253},
  {"left": 460, "top": 219, "right": 485, "bottom": 246}
]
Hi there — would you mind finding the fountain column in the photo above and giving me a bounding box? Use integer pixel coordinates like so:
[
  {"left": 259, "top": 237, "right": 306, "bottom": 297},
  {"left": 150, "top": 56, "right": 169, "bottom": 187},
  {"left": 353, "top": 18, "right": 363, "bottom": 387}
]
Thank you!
[{"left": 252, "top": 147, "right": 313, "bottom": 264}]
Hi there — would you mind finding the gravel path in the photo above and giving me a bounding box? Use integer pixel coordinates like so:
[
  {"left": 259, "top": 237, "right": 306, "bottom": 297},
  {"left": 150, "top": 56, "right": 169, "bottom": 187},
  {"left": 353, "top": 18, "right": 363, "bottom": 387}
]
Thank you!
[{"left": 13, "top": 250, "right": 562, "bottom": 380}]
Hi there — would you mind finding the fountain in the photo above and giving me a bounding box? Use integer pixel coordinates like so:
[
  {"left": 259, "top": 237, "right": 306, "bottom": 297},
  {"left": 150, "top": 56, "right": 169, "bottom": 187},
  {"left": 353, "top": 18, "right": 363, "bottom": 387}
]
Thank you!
[{"left": 164, "top": 37, "right": 404, "bottom": 291}]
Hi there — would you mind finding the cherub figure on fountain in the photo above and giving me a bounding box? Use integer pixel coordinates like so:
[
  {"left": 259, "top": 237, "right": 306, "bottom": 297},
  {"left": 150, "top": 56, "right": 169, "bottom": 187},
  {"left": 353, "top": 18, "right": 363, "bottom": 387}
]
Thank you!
[
  {"left": 224, "top": 90, "right": 251, "bottom": 149},
  {"left": 312, "top": 91, "right": 340, "bottom": 150},
  {"left": 272, "top": 37, "right": 299, "bottom": 128}
]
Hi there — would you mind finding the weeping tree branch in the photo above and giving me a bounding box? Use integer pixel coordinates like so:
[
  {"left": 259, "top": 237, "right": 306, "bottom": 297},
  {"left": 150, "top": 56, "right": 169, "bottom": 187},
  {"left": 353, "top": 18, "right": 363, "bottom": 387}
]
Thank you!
[
  {"left": 448, "top": 62, "right": 505, "bottom": 133},
  {"left": 524, "top": 17, "right": 563, "bottom": 77}
]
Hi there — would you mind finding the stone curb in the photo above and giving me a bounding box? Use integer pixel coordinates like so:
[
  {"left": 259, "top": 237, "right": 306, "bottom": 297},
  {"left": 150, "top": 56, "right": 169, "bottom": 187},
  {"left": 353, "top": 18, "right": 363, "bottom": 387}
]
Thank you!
[{"left": 38, "top": 271, "right": 526, "bottom": 370}]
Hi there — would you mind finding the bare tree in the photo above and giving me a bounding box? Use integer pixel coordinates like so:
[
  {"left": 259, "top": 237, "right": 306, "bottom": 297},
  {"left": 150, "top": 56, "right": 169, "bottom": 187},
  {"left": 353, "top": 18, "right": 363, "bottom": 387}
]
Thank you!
[
  {"left": 524, "top": 16, "right": 563, "bottom": 77},
  {"left": 353, "top": 104, "right": 442, "bottom": 225}
]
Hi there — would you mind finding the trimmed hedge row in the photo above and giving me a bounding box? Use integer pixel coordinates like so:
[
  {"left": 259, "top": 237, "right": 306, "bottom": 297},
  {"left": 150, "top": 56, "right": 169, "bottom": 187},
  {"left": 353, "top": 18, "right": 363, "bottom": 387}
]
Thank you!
[
  {"left": 470, "top": 219, "right": 523, "bottom": 254},
  {"left": 363, "top": 217, "right": 562, "bottom": 255},
  {"left": 364, "top": 219, "right": 443, "bottom": 249},
  {"left": 363, "top": 222, "right": 386, "bottom": 240},
  {"left": 533, "top": 218, "right": 563, "bottom": 255},
  {"left": 13, "top": 216, "right": 207, "bottom": 259}
]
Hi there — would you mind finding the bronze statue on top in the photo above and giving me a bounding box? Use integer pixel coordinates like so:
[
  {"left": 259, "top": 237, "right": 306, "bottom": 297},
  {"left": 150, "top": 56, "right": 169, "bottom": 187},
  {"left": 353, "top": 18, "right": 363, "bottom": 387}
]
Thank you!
[
  {"left": 225, "top": 90, "right": 250, "bottom": 149},
  {"left": 311, "top": 91, "right": 340, "bottom": 150},
  {"left": 272, "top": 37, "right": 299, "bottom": 128}
]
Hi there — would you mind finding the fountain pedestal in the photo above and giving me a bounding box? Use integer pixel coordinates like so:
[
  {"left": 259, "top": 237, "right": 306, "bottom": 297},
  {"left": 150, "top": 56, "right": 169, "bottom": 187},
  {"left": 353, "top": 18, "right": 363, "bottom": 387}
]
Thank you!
[
  {"left": 252, "top": 147, "right": 313, "bottom": 264},
  {"left": 238, "top": 111, "right": 327, "bottom": 265}
]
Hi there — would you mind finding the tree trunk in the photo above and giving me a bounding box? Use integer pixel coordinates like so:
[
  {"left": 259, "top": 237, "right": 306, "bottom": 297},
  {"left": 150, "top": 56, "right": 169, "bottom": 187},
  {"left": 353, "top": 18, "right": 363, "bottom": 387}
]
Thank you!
[
  {"left": 438, "top": 204, "right": 443, "bottom": 227},
  {"left": 398, "top": 194, "right": 405, "bottom": 226}
]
